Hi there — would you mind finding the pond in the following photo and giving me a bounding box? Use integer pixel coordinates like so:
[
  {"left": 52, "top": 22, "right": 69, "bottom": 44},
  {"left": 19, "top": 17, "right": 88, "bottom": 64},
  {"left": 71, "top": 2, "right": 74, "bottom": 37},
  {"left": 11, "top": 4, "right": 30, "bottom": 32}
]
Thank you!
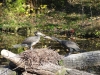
[{"left": 0, "top": 31, "right": 100, "bottom": 65}]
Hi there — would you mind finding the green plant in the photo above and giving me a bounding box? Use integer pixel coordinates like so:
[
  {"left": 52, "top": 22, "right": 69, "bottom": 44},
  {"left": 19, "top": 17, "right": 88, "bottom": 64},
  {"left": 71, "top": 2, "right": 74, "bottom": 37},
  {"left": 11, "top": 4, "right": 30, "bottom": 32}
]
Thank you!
[{"left": 95, "top": 30, "right": 100, "bottom": 37}]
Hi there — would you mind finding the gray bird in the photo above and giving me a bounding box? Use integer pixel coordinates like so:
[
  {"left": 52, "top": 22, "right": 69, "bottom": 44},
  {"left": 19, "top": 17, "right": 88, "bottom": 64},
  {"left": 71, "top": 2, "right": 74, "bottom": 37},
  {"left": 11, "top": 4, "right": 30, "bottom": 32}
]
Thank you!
[
  {"left": 13, "top": 31, "right": 45, "bottom": 50},
  {"left": 44, "top": 36, "right": 81, "bottom": 55}
]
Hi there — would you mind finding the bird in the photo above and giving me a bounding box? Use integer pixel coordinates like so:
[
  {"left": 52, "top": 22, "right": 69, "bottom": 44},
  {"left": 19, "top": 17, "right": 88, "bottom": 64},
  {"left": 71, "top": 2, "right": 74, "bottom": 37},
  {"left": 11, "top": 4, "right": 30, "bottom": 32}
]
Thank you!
[
  {"left": 44, "top": 36, "right": 82, "bottom": 55},
  {"left": 60, "top": 29, "right": 75, "bottom": 38},
  {"left": 13, "top": 31, "right": 45, "bottom": 50}
]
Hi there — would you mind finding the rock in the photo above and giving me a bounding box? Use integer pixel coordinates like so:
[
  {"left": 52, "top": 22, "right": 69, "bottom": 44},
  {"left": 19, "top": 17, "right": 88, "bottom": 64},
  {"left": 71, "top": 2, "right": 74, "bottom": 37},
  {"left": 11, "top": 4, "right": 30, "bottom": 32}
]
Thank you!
[{"left": 0, "top": 65, "right": 16, "bottom": 75}]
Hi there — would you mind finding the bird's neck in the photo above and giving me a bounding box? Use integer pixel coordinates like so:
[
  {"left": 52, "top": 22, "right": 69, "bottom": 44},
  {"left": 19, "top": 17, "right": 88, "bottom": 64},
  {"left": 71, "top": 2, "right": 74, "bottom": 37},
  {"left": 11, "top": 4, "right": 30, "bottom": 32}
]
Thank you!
[
  {"left": 36, "top": 35, "right": 41, "bottom": 37},
  {"left": 53, "top": 37, "right": 62, "bottom": 42}
]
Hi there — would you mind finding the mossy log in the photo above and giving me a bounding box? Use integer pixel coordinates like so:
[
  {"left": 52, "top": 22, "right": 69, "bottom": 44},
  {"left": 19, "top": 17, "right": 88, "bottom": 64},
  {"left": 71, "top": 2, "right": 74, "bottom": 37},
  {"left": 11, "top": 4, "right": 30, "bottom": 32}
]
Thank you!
[{"left": 1, "top": 48, "right": 98, "bottom": 75}]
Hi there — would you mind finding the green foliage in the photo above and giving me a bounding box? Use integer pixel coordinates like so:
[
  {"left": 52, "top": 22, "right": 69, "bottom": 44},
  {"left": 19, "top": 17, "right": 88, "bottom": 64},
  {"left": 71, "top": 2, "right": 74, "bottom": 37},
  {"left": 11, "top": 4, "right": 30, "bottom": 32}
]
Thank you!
[
  {"left": 0, "top": 0, "right": 100, "bottom": 56},
  {"left": 56, "top": 68, "right": 67, "bottom": 75},
  {"left": 59, "top": 60, "right": 64, "bottom": 66},
  {"left": 17, "top": 47, "right": 24, "bottom": 53},
  {"left": 0, "top": 0, "right": 29, "bottom": 30},
  {"left": 95, "top": 30, "right": 100, "bottom": 37},
  {"left": 1, "top": 0, "right": 100, "bottom": 38},
  {"left": 5, "top": 0, "right": 26, "bottom": 13}
]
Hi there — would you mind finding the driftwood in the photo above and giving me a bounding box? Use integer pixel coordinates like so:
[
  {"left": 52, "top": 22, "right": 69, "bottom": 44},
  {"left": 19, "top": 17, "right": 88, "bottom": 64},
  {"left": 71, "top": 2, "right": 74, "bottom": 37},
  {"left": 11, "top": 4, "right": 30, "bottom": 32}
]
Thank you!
[{"left": 1, "top": 48, "right": 99, "bottom": 75}]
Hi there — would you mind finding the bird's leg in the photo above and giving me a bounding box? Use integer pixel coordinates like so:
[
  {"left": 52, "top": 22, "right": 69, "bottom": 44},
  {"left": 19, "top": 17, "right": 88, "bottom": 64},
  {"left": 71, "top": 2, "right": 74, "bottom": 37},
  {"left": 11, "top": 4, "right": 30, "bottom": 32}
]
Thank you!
[
  {"left": 69, "top": 48, "right": 74, "bottom": 54},
  {"left": 65, "top": 48, "right": 73, "bottom": 56},
  {"left": 64, "top": 48, "right": 70, "bottom": 56}
]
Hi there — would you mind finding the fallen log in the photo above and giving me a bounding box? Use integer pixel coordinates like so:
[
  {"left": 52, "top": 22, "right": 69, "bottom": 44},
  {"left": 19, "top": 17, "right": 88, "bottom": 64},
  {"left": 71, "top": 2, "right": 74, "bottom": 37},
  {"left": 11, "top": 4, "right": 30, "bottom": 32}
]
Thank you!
[
  {"left": 1, "top": 48, "right": 97, "bottom": 75},
  {"left": 1, "top": 49, "right": 63, "bottom": 75},
  {"left": 63, "top": 50, "right": 100, "bottom": 69}
]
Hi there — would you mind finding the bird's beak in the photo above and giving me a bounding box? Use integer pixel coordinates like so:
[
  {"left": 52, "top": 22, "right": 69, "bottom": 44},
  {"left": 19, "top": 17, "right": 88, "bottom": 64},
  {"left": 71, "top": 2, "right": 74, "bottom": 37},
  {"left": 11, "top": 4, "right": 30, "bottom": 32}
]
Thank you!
[
  {"left": 39, "top": 33, "right": 46, "bottom": 36},
  {"left": 41, "top": 34, "right": 46, "bottom": 36},
  {"left": 44, "top": 36, "right": 53, "bottom": 40}
]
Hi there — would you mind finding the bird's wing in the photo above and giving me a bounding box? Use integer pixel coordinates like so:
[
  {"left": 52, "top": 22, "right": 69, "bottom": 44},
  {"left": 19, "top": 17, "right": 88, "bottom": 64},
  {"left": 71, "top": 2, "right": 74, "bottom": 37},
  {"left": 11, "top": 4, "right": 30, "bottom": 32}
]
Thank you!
[
  {"left": 62, "top": 40, "right": 80, "bottom": 49},
  {"left": 22, "top": 36, "right": 39, "bottom": 45}
]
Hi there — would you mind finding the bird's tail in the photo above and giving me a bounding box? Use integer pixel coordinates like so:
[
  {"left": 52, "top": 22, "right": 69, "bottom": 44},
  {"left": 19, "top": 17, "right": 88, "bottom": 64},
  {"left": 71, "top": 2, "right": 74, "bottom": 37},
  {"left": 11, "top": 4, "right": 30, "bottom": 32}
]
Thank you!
[
  {"left": 12, "top": 44, "right": 28, "bottom": 48},
  {"left": 12, "top": 44, "right": 22, "bottom": 48},
  {"left": 79, "top": 49, "right": 86, "bottom": 53}
]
